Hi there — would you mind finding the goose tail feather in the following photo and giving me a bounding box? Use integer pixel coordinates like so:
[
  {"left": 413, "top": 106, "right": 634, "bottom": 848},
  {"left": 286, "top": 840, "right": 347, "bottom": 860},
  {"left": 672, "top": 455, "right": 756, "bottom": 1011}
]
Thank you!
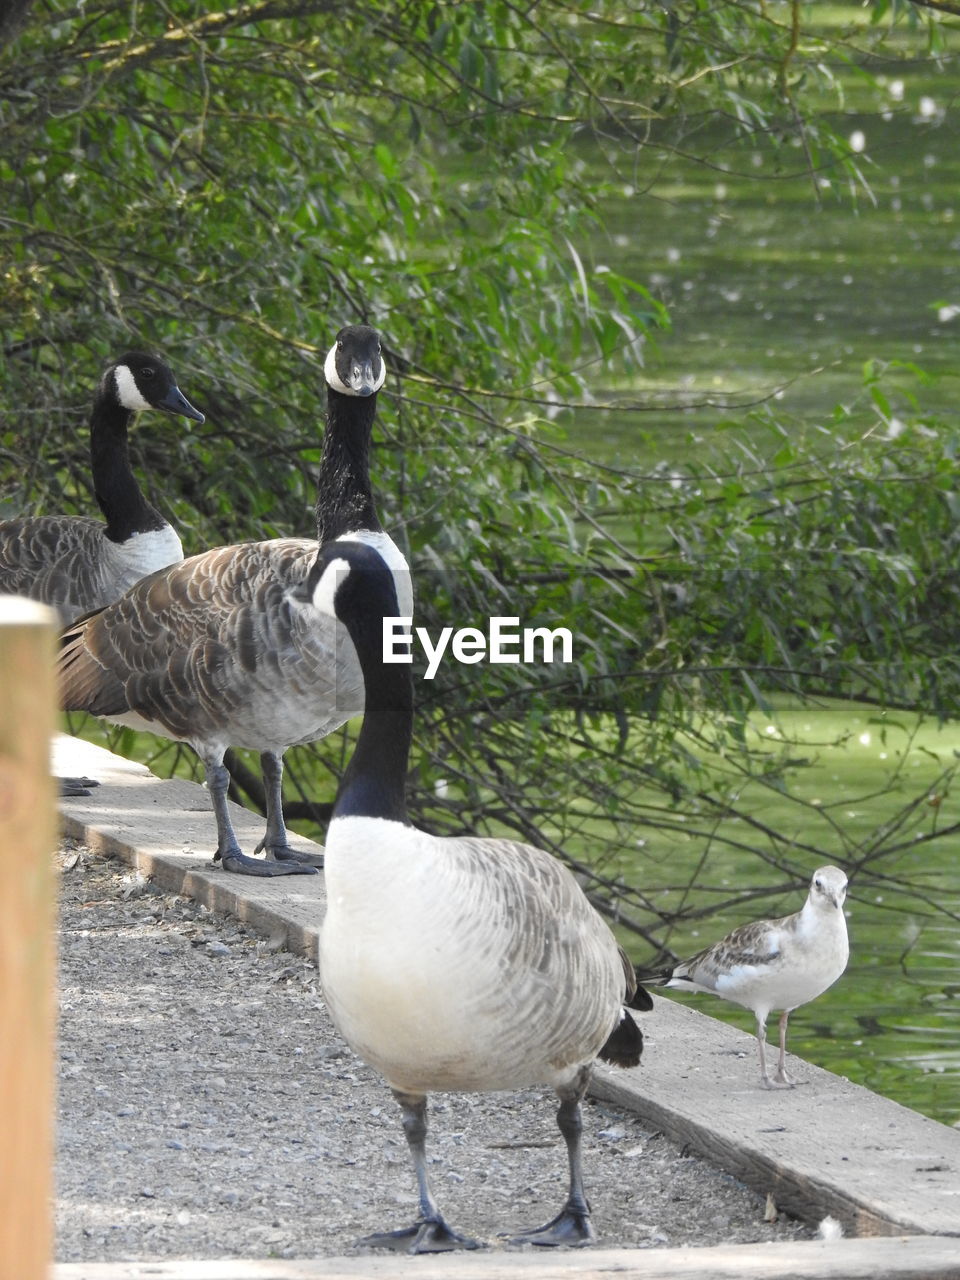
[
  {"left": 598, "top": 1008, "right": 643, "bottom": 1069},
  {"left": 58, "top": 615, "right": 128, "bottom": 715},
  {"left": 626, "top": 982, "right": 654, "bottom": 1011}
]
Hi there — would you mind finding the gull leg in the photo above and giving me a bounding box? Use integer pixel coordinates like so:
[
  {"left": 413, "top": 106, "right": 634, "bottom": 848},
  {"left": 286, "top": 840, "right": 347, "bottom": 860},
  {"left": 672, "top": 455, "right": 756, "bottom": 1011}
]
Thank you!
[
  {"left": 253, "top": 751, "right": 323, "bottom": 867},
  {"left": 757, "top": 1012, "right": 792, "bottom": 1090},
  {"left": 773, "top": 1010, "right": 797, "bottom": 1086},
  {"left": 359, "top": 1091, "right": 482, "bottom": 1253},
  {"left": 509, "top": 1068, "right": 595, "bottom": 1246},
  {"left": 206, "top": 755, "right": 316, "bottom": 877}
]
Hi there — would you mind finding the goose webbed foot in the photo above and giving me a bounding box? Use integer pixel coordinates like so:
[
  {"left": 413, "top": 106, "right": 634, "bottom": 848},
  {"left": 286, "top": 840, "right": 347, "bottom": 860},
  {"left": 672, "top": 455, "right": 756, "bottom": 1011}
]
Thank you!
[
  {"left": 359, "top": 1217, "right": 483, "bottom": 1254},
  {"left": 59, "top": 776, "right": 99, "bottom": 798},
  {"left": 506, "top": 1202, "right": 595, "bottom": 1248},
  {"left": 253, "top": 838, "right": 324, "bottom": 869},
  {"left": 215, "top": 846, "right": 318, "bottom": 877}
]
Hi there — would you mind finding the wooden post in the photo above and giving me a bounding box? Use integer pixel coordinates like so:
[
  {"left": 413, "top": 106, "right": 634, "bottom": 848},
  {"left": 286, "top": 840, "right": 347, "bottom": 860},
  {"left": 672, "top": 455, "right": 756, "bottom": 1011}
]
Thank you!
[{"left": 0, "top": 596, "right": 59, "bottom": 1280}]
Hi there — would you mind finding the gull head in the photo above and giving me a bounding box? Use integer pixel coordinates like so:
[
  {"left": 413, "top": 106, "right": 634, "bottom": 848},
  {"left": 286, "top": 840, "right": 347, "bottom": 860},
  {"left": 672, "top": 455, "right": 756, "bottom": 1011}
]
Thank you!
[{"left": 809, "top": 865, "right": 848, "bottom": 911}]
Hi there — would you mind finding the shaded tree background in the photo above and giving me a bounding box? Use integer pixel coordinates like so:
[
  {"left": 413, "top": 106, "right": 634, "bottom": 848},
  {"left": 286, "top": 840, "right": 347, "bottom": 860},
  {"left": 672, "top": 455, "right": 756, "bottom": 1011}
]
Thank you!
[{"left": 2, "top": 0, "right": 959, "bottom": 955}]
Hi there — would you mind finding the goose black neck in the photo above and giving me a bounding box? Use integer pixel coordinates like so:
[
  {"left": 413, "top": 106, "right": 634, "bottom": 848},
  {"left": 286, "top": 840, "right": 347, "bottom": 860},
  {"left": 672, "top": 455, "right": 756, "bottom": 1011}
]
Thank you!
[
  {"left": 90, "top": 395, "right": 166, "bottom": 541},
  {"left": 315, "top": 387, "right": 382, "bottom": 543},
  {"left": 332, "top": 611, "right": 412, "bottom": 824}
]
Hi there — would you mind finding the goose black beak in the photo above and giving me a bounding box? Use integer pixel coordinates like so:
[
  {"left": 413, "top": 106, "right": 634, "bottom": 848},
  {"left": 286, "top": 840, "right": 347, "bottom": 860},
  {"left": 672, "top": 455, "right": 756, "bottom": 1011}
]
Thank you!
[
  {"left": 158, "top": 384, "right": 206, "bottom": 423},
  {"left": 348, "top": 359, "right": 379, "bottom": 397}
]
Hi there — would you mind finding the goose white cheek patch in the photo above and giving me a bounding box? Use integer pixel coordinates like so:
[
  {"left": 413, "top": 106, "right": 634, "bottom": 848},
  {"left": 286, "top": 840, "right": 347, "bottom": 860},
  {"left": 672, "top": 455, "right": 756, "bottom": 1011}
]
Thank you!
[
  {"left": 312, "top": 556, "right": 351, "bottom": 617},
  {"left": 113, "top": 364, "right": 153, "bottom": 411},
  {"left": 323, "top": 344, "right": 352, "bottom": 394}
]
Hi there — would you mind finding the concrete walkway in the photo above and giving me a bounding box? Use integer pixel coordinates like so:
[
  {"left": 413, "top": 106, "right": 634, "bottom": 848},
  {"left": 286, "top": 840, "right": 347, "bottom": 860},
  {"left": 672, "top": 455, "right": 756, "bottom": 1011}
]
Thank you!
[
  {"left": 53, "top": 735, "right": 960, "bottom": 1275},
  {"left": 50, "top": 1234, "right": 960, "bottom": 1279}
]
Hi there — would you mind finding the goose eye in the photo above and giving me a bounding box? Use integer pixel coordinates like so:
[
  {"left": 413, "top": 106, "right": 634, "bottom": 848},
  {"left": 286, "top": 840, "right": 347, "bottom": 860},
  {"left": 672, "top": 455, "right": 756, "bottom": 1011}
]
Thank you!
[{"left": 141, "top": 367, "right": 155, "bottom": 379}]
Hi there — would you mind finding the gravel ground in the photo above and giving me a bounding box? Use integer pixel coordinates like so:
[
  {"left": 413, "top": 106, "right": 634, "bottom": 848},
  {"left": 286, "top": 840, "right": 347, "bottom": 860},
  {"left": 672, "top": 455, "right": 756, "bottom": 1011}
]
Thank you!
[{"left": 55, "top": 839, "right": 814, "bottom": 1263}]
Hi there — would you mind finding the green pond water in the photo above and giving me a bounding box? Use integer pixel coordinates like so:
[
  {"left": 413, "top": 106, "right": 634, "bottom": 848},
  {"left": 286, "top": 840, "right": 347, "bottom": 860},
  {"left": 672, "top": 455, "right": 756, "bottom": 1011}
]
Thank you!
[
  {"left": 566, "top": 92, "right": 960, "bottom": 461},
  {"left": 559, "top": 65, "right": 960, "bottom": 1123},
  {"left": 608, "top": 699, "right": 960, "bottom": 1126}
]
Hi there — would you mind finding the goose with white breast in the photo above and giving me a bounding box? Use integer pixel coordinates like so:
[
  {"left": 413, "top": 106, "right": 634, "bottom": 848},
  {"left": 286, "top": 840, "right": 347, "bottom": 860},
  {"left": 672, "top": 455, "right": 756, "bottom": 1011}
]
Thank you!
[
  {"left": 58, "top": 325, "right": 410, "bottom": 877},
  {"left": 0, "top": 352, "right": 204, "bottom": 627},
  {"left": 307, "top": 540, "right": 650, "bottom": 1252}
]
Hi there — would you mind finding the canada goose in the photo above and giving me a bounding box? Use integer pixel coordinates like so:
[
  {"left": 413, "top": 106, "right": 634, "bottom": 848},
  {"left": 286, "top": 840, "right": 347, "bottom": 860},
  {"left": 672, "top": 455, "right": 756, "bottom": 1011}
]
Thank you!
[
  {"left": 0, "top": 352, "right": 204, "bottom": 627},
  {"left": 637, "top": 866, "right": 849, "bottom": 1089},
  {"left": 58, "top": 325, "right": 409, "bottom": 876},
  {"left": 308, "top": 540, "right": 649, "bottom": 1252}
]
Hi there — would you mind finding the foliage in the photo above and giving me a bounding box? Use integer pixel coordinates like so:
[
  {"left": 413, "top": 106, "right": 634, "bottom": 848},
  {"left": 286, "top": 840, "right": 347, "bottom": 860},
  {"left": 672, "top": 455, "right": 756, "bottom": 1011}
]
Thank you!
[{"left": 4, "top": 1, "right": 960, "bottom": 955}]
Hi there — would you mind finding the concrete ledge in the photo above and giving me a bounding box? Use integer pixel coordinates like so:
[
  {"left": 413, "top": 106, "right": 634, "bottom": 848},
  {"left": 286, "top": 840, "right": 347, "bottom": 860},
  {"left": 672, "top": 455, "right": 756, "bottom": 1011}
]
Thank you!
[
  {"left": 54, "top": 735, "right": 960, "bottom": 1246},
  {"left": 593, "top": 1031, "right": 960, "bottom": 1240},
  {"left": 53, "top": 735, "right": 326, "bottom": 962},
  {"left": 47, "top": 1236, "right": 960, "bottom": 1279}
]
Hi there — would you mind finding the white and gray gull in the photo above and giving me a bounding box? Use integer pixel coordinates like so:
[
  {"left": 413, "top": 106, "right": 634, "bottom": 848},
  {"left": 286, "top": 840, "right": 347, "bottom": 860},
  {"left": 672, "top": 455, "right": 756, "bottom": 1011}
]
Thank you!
[
  {"left": 57, "top": 325, "right": 410, "bottom": 877},
  {"left": 307, "top": 539, "right": 651, "bottom": 1252},
  {"left": 638, "top": 866, "right": 849, "bottom": 1089},
  {"left": 0, "top": 351, "right": 204, "bottom": 627}
]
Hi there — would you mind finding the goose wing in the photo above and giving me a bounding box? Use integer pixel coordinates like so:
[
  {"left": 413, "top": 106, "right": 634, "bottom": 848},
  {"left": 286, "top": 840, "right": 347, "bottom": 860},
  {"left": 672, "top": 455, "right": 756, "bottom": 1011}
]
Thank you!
[
  {"left": 58, "top": 538, "right": 318, "bottom": 740},
  {"left": 447, "top": 836, "right": 629, "bottom": 1049},
  {"left": 0, "top": 516, "right": 112, "bottom": 623}
]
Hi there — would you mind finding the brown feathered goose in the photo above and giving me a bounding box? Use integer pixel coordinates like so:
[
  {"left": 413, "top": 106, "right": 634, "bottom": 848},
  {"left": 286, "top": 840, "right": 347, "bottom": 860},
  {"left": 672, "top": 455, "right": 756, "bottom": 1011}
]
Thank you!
[
  {"left": 58, "top": 325, "right": 411, "bottom": 877},
  {"left": 0, "top": 352, "right": 204, "bottom": 627},
  {"left": 309, "top": 540, "right": 649, "bottom": 1252}
]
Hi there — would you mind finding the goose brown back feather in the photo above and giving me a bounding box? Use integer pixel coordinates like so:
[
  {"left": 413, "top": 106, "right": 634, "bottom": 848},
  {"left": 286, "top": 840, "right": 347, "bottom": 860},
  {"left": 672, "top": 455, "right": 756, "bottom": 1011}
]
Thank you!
[
  {"left": 1, "top": 516, "right": 117, "bottom": 626},
  {"left": 58, "top": 538, "right": 340, "bottom": 748}
]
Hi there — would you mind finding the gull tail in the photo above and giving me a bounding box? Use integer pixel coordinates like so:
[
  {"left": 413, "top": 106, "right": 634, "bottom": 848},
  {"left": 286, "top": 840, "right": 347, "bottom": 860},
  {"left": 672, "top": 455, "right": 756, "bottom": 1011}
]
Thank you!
[{"left": 633, "top": 962, "right": 675, "bottom": 988}]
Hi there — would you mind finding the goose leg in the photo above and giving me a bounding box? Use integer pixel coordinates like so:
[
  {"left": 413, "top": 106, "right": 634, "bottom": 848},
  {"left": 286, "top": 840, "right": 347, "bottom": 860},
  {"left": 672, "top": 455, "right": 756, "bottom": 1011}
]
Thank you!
[
  {"left": 757, "top": 1012, "right": 793, "bottom": 1089},
  {"left": 252, "top": 751, "right": 324, "bottom": 868},
  {"left": 205, "top": 757, "right": 316, "bottom": 877},
  {"left": 509, "top": 1069, "right": 595, "bottom": 1246},
  {"left": 358, "top": 1091, "right": 482, "bottom": 1254}
]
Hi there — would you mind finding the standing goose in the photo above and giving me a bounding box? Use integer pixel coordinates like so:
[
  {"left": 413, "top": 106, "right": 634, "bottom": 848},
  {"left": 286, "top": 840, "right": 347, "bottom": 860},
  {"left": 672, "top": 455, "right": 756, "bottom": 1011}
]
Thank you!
[
  {"left": 58, "top": 325, "right": 410, "bottom": 877},
  {"left": 0, "top": 352, "right": 204, "bottom": 626},
  {"left": 637, "top": 866, "right": 849, "bottom": 1089},
  {"left": 307, "top": 540, "right": 649, "bottom": 1252}
]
